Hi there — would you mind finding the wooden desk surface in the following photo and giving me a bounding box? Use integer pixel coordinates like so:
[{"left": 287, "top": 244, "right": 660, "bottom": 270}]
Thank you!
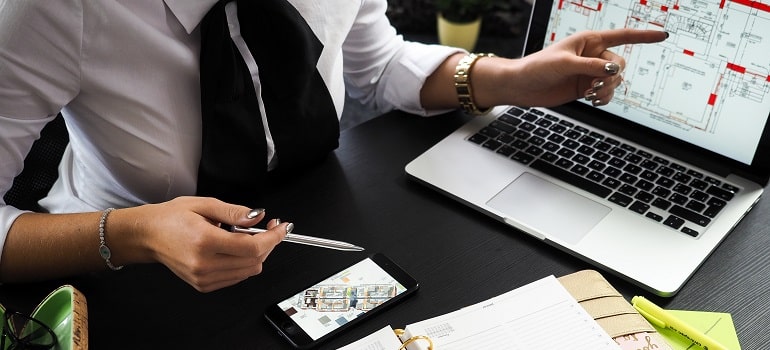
[{"left": 1, "top": 110, "right": 769, "bottom": 349}]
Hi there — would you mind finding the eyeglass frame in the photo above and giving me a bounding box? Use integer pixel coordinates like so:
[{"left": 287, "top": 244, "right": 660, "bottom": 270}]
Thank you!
[{"left": 0, "top": 310, "right": 57, "bottom": 350}]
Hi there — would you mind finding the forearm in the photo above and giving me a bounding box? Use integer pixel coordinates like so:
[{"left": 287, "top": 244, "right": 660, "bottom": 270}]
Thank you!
[
  {"left": 420, "top": 52, "right": 523, "bottom": 111},
  {"left": 0, "top": 209, "right": 150, "bottom": 282}
]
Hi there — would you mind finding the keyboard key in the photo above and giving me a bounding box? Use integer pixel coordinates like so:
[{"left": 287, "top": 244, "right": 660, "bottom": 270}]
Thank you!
[
  {"left": 636, "top": 179, "right": 654, "bottom": 191},
  {"left": 556, "top": 148, "right": 575, "bottom": 158},
  {"left": 672, "top": 183, "right": 692, "bottom": 195},
  {"left": 652, "top": 198, "right": 672, "bottom": 210},
  {"left": 562, "top": 139, "right": 580, "bottom": 149},
  {"left": 670, "top": 193, "right": 688, "bottom": 205},
  {"left": 629, "top": 201, "right": 650, "bottom": 214},
  {"left": 541, "top": 152, "right": 559, "bottom": 163},
  {"left": 547, "top": 133, "right": 566, "bottom": 143},
  {"left": 511, "top": 151, "right": 535, "bottom": 164},
  {"left": 572, "top": 154, "right": 590, "bottom": 165},
  {"left": 655, "top": 166, "right": 675, "bottom": 177},
  {"left": 602, "top": 166, "right": 622, "bottom": 178},
  {"left": 640, "top": 170, "right": 658, "bottom": 181},
  {"left": 498, "top": 115, "right": 522, "bottom": 127},
  {"left": 619, "top": 173, "right": 638, "bottom": 184},
  {"left": 608, "top": 192, "right": 633, "bottom": 207},
  {"left": 685, "top": 200, "right": 706, "bottom": 213},
  {"left": 570, "top": 164, "right": 590, "bottom": 176},
  {"left": 602, "top": 178, "right": 621, "bottom": 189},
  {"left": 707, "top": 185, "right": 735, "bottom": 201},
  {"left": 646, "top": 212, "right": 664, "bottom": 222},
  {"left": 496, "top": 145, "right": 516, "bottom": 157},
  {"left": 623, "top": 164, "right": 643, "bottom": 175},
  {"left": 690, "top": 179, "right": 709, "bottom": 190},
  {"left": 482, "top": 139, "right": 502, "bottom": 150},
  {"left": 651, "top": 186, "right": 671, "bottom": 198},
  {"left": 469, "top": 134, "right": 487, "bottom": 144},
  {"left": 624, "top": 153, "right": 643, "bottom": 164},
  {"left": 594, "top": 141, "right": 613, "bottom": 152},
  {"left": 703, "top": 205, "right": 723, "bottom": 218},
  {"left": 635, "top": 191, "right": 654, "bottom": 203},
  {"left": 620, "top": 143, "right": 636, "bottom": 153},
  {"left": 663, "top": 215, "right": 685, "bottom": 229},
  {"left": 686, "top": 169, "right": 704, "bottom": 179},
  {"left": 655, "top": 177, "right": 675, "bottom": 188},
  {"left": 490, "top": 120, "right": 516, "bottom": 133},
  {"left": 690, "top": 190, "right": 708, "bottom": 202},
  {"left": 593, "top": 151, "right": 611, "bottom": 162},
  {"left": 618, "top": 184, "right": 637, "bottom": 196},
  {"left": 587, "top": 171, "right": 605, "bottom": 182},
  {"left": 479, "top": 127, "right": 501, "bottom": 138},
  {"left": 681, "top": 227, "right": 699, "bottom": 237},
  {"left": 505, "top": 107, "right": 525, "bottom": 116},
  {"left": 530, "top": 159, "right": 612, "bottom": 198},
  {"left": 670, "top": 205, "right": 711, "bottom": 226}
]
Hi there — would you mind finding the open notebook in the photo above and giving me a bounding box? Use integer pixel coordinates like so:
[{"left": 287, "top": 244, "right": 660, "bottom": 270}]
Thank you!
[{"left": 406, "top": 0, "right": 770, "bottom": 296}]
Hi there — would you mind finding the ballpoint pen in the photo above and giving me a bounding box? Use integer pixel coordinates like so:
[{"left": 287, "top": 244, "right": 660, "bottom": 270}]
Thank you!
[
  {"left": 632, "top": 296, "right": 727, "bottom": 350},
  {"left": 230, "top": 225, "right": 365, "bottom": 252}
]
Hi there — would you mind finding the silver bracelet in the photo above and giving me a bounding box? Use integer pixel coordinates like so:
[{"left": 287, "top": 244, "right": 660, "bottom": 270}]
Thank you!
[{"left": 98, "top": 208, "right": 124, "bottom": 271}]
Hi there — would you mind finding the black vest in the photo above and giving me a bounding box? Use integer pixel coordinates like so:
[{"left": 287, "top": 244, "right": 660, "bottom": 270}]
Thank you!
[{"left": 197, "top": 0, "right": 340, "bottom": 205}]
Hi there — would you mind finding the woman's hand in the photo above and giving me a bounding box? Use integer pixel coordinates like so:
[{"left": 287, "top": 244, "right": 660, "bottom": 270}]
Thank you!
[
  {"left": 483, "top": 29, "right": 668, "bottom": 108},
  {"left": 112, "top": 196, "right": 288, "bottom": 292}
]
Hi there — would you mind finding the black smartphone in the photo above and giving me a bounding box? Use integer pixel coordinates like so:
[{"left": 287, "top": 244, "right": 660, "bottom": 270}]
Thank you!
[{"left": 264, "top": 253, "right": 419, "bottom": 349}]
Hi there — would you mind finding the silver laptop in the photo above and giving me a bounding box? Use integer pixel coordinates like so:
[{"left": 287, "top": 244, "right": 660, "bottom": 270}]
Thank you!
[{"left": 406, "top": 0, "right": 770, "bottom": 296}]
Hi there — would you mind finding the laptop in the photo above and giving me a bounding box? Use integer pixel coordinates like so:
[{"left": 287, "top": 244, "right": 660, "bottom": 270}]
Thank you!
[{"left": 406, "top": 0, "right": 770, "bottom": 296}]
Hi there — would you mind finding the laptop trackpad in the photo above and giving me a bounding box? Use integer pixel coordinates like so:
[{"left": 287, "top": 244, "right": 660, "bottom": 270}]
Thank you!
[{"left": 486, "top": 172, "right": 611, "bottom": 244}]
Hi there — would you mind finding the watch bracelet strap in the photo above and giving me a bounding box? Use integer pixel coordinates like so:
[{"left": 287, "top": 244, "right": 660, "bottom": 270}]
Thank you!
[{"left": 454, "top": 53, "right": 495, "bottom": 115}]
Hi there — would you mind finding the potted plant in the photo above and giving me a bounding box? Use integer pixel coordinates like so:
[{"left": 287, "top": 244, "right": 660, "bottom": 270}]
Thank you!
[{"left": 434, "top": 0, "right": 493, "bottom": 50}]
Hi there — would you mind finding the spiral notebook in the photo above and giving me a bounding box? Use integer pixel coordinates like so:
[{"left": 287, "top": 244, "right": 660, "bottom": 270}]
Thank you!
[{"left": 339, "top": 270, "right": 672, "bottom": 350}]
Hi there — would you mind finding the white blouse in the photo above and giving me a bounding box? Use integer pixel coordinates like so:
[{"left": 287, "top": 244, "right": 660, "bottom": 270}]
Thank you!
[{"left": 0, "top": 0, "right": 461, "bottom": 256}]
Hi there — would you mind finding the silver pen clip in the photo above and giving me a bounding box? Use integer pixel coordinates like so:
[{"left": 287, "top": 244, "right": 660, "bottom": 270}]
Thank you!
[{"left": 230, "top": 226, "right": 365, "bottom": 252}]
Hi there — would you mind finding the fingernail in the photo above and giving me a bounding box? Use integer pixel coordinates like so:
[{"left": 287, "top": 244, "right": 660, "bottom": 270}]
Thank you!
[
  {"left": 286, "top": 223, "right": 294, "bottom": 234},
  {"left": 604, "top": 62, "right": 620, "bottom": 75},
  {"left": 584, "top": 91, "right": 598, "bottom": 101},
  {"left": 274, "top": 218, "right": 281, "bottom": 225},
  {"left": 665, "top": 31, "right": 670, "bottom": 39},
  {"left": 592, "top": 99, "right": 603, "bottom": 106},
  {"left": 247, "top": 208, "right": 265, "bottom": 219},
  {"left": 592, "top": 80, "right": 605, "bottom": 90}
]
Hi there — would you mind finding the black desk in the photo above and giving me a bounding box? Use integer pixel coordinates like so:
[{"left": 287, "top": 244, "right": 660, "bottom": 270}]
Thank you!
[{"left": 2, "top": 110, "right": 770, "bottom": 349}]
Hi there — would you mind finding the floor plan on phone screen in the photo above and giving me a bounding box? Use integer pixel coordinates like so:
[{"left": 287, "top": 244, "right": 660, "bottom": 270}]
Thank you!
[{"left": 276, "top": 258, "right": 407, "bottom": 340}]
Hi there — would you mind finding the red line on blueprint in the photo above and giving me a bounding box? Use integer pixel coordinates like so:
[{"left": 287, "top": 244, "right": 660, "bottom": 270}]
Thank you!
[
  {"left": 598, "top": 2, "right": 603, "bottom": 10},
  {"left": 683, "top": 49, "right": 695, "bottom": 56},
  {"left": 766, "top": 75, "right": 770, "bottom": 82},
  {"left": 726, "top": 62, "right": 746, "bottom": 73},
  {"left": 720, "top": 0, "right": 726, "bottom": 8},
  {"left": 708, "top": 94, "right": 717, "bottom": 106},
  {"left": 730, "top": 0, "right": 770, "bottom": 12},
  {"left": 640, "top": 0, "right": 647, "bottom": 4},
  {"left": 559, "top": 0, "right": 565, "bottom": 9},
  {"left": 661, "top": 5, "right": 669, "bottom": 11}
]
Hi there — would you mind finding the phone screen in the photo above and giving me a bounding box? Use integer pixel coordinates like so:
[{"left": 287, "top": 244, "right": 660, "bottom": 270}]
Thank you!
[{"left": 265, "top": 253, "right": 418, "bottom": 348}]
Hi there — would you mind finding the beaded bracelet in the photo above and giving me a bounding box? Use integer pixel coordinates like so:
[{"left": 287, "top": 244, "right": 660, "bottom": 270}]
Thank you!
[{"left": 98, "top": 208, "right": 124, "bottom": 271}]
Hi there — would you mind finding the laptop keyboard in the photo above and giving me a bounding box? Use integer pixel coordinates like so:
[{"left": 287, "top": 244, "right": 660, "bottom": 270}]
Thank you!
[{"left": 468, "top": 106, "right": 740, "bottom": 237}]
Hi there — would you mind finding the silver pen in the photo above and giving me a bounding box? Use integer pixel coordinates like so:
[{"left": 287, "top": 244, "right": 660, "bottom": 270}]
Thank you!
[{"left": 230, "top": 225, "right": 365, "bottom": 252}]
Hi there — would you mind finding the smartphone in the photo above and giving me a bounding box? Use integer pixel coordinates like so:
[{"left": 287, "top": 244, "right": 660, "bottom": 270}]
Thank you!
[{"left": 264, "top": 253, "right": 419, "bottom": 349}]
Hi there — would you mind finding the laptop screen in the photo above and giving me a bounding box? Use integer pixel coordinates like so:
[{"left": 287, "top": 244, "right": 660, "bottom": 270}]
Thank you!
[{"left": 524, "top": 0, "right": 770, "bottom": 173}]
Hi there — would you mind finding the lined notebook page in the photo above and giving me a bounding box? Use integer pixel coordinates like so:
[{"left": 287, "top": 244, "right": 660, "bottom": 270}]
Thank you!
[{"left": 399, "top": 275, "right": 619, "bottom": 350}]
